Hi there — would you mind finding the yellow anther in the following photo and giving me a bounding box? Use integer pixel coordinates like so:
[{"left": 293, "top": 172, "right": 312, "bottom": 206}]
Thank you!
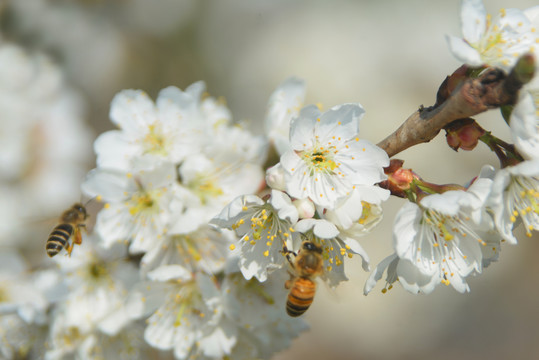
[
  {"left": 263, "top": 250, "right": 269, "bottom": 257},
  {"left": 229, "top": 244, "right": 236, "bottom": 250}
]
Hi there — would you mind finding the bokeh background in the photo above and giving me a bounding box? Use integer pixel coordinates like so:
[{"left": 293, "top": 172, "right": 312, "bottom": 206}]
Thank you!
[{"left": 1, "top": 0, "right": 538, "bottom": 359}]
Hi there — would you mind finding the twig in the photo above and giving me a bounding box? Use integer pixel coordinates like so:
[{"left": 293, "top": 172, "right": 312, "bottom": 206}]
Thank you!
[{"left": 377, "top": 54, "right": 535, "bottom": 158}]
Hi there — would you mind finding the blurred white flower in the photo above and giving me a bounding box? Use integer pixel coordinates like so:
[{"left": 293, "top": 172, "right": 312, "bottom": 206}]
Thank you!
[
  {"left": 8, "top": 0, "right": 126, "bottom": 95},
  {"left": 95, "top": 84, "right": 207, "bottom": 171},
  {"left": 173, "top": 127, "right": 267, "bottom": 233},
  {"left": 140, "top": 224, "right": 234, "bottom": 277},
  {"left": 0, "top": 41, "right": 92, "bottom": 246},
  {"left": 265, "top": 77, "right": 306, "bottom": 155},
  {"left": 280, "top": 103, "right": 388, "bottom": 210},
  {"left": 221, "top": 271, "right": 309, "bottom": 360},
  {"left": 446, "top": 0, "right": 538, "bottom": 71},
  {"left": 45, "top": 238, "right": 140, "bottom": 359},
  {"left": 82, "top": 165, "right": 180, "bottom": 254},
  {"left": 128, "top": 271, "right": 228, "bottom": 360}
]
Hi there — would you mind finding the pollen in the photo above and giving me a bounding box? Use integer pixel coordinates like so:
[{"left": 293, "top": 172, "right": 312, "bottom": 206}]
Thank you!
[
  {"left": 263, "top": 250, "right": 269, "bottom": 257},
  {"left": 229, "top": 244, "right": 236, "bottom": 250}
]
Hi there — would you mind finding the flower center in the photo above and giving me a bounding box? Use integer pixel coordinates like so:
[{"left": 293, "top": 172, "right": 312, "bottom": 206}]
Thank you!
[
  {"left": 188, "top": 176, "right": 224, "bottom": 205},
  {"left": 128, "top": 189, "right": 161, "bottom": 216},
  {"left": 302, "top": 145, "right": 338, "bottom": 175},
  {"left": 143, "top": 122, "right": 169, "bottom": 156},
  {"left": 172, "top": 282, "right": 205, "bottom": 327}
]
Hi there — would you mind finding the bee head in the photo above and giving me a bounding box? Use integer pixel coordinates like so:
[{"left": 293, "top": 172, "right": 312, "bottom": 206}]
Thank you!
[
  {"left": 302, "top": 241, "right": 322, "bottom": 254},
  {"left": 73, "top": 203, "right": 88, "bottom": 219}
]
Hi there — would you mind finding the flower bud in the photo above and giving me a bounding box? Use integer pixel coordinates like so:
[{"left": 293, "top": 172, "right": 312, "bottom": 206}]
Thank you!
[
  {"left": 293, "top": 198, "right": 315, "bottom": 219},
  {"left": 265, "top": 163, "right": 286, "bottom": 191},
  {"left": 445, "top": 118, "right": 485, "bottom": 151},
  {"left": 379, "top": 159, "right": 415, "bottom": 197}
]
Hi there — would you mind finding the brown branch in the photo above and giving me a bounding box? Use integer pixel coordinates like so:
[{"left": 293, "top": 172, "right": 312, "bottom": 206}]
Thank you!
[{"left": 377, "top": 54, "right": 535, "bottom": 158}]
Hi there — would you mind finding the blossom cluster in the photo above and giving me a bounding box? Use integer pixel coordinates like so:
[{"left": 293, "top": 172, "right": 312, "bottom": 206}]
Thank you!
[
  {"left": 365, "top": 0, "right": 539, "bottom": 295},
  {"left": 0, "top": 0, "right": 538, "bottom": 358}
]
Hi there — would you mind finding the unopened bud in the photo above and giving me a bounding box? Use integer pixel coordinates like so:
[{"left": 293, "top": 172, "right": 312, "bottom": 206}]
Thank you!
[
  {"left": 380, "top": 159, "right": 415, "bottom": 197},
  {"left": 445, "top": 118, "right": 485, "bottom": 151},
  {"left": 265, "top": 163, "right": 286, "bottom": 191},
  {"left": 293, "top": 198, "right": 315, "bottom": 219}
]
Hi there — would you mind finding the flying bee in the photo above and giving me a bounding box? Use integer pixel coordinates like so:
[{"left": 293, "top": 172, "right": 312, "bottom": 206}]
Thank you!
[
  {"left": 283, "top": 241, "right": 324, "bottom": 317},
  {"left": 46, "top": 203, "right": 88, "bottom": 258}
]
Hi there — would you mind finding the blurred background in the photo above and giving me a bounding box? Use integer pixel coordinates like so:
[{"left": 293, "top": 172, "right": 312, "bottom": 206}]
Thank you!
[{"left": 1, "top": 0, "right": 538, "bottom": 359}]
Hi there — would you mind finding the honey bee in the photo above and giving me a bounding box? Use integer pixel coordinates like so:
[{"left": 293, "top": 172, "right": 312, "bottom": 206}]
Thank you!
[
  {"left": 46, "top": 203, "right": 88, "bottom": 257},
  {"left": 283, "top": 241, "right": 324, "bottom": 317}
]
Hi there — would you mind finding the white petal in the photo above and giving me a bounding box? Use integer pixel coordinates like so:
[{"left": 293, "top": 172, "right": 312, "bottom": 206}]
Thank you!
[
  {"left": 109, "top": 89, "right": 156, "bottom": 131},
  {"left": 269, "top": 190, "right": 299, "bottom": 224},
  {"left": 363, "top": 254, "right": 397, "bottom": 295},
  {"left": 147, "top": 265, "right": 192, "bottom": 282},
  {"left": 342, "top": 237, "right": 370, "bottom": 271},
  {"left": 511, "top": 92, "right": 539, "bottom": 160},
  {"left": 288, "top": 105, "right": 320, "bottom": 150},
  {"left": 445, "top": 35, "right": 483, "bottom": 66},
  {"left": 295, "top": 219, "right": 339, "bottom": 239},
  {"left": 397, "top": 259, "right": 440, "bottom": 295},
  {"left": 461, "top": 0, "right": 486, "bottom": 43},
  {"left": 393, "top": 202, "right": 421, "bottom": 260}
]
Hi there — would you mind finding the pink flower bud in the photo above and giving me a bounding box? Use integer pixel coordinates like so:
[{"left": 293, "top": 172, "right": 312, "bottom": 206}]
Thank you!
[{"left": 445, "top": 118, "right": 485, "bottom": 151}]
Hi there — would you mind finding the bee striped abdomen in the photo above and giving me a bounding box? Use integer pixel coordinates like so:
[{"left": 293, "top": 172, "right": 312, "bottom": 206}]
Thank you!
[
  {"left": 46, "top": 223, "right": 74, "bottom": 257},
  {"left": 286, "top": 277, "right": 316, "bottom": 317}
]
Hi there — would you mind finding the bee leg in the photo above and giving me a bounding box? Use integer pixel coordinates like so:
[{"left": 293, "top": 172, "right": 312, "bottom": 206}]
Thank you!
[
  {"left": 281, "top": 246, "right": 297, "bottom": 267},
  {"left": 73, "top": 229, "right": 83, "bottom": 246},
  {"left": 285, "top": 279, "right": 292, "bottom": 289},
  {"left": 285, "top": 271, "right": 296, "bottom": 289},
  {"left": 66, "top": 242, "right": 73, "bottom": 257}
]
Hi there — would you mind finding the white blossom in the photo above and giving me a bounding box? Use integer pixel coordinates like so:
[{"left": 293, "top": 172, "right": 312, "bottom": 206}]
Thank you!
[
  {"left": 221, "top": 270, "right": 308, "bottom": 359},
  {"left": 367, "top": 170, "right": 501, "bottom": 294},
  {"left": 95, "top": 84, "right": 206, "bottom": 171},
  {"left": 45, "top": 239, "right": 140, "bottom": 359},
  {"left": 211, "top": 190, "right": 299, "bottom": 282},
  {"left": 280, "top": 103, "right": 389, "bottom": 210},
  {"left": 446, "top": 0, "right": 538, "bottom": 71},
  {"left": 82, "top": 164, "right": 180, "bottom": 254}
]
